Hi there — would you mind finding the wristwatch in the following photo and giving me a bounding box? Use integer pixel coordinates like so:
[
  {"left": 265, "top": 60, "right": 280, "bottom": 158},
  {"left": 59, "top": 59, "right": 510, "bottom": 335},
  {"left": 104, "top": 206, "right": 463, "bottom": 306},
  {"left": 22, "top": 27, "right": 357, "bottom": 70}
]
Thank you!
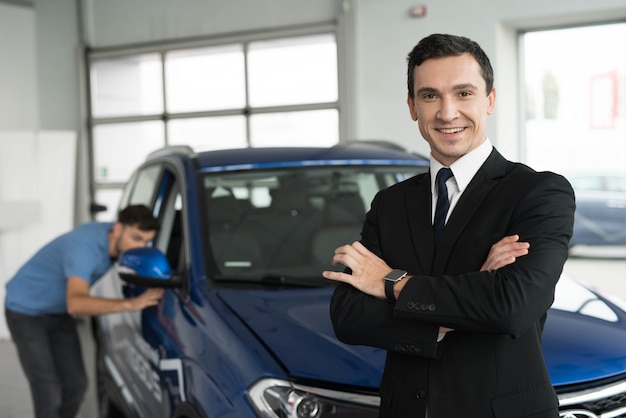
[{"left": 384, "top": 269, "right": 408, "bottom": 302}]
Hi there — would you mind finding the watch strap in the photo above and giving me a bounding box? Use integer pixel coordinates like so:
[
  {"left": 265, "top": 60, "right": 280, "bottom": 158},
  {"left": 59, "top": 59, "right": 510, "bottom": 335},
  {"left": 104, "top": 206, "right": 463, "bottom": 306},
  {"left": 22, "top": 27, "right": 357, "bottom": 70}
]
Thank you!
[
  {"left": 385, "top": 279, "right": 397, "bottom": 302},
  {"left": 384, "top": 269, "right": 407, "bottom": 302}
]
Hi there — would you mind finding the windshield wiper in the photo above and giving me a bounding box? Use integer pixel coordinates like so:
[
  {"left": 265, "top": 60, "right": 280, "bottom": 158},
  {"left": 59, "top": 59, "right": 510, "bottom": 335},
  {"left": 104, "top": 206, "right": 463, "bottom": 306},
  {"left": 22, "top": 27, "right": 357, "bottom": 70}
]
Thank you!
[
  {"left": 213, "top": 274, "right": 331, "bottom": 287},
  {"left": 260, "top": 274, "right": 330, "bottom": 287}
]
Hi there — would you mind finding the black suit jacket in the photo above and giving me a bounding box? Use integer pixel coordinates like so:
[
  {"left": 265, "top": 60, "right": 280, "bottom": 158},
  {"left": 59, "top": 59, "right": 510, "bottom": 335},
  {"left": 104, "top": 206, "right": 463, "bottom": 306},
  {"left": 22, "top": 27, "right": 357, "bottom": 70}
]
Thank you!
[{"left": 330, "top": 149, "right": 575, "bottom": 418}]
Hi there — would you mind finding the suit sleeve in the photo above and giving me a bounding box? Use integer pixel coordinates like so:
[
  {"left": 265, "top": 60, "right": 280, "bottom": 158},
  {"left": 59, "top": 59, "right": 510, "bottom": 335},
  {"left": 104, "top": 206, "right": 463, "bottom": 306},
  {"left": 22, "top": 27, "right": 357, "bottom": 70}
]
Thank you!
[
  {"left": 394, "top": 171, "right": 575, "bottom": 337},
  {"left": 330, "top": 187, "right": 443, "bottom": 359},
  {"left": 331, "top": 283, "right": 442, "bottom": 358}
]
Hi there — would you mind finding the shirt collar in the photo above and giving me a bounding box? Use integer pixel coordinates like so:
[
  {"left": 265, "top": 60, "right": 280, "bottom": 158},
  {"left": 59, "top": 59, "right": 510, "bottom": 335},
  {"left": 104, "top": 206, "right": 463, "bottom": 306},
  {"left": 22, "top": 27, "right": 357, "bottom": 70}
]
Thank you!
[{"left": 430, "top": 138, "right": 493, "bottom": 194}]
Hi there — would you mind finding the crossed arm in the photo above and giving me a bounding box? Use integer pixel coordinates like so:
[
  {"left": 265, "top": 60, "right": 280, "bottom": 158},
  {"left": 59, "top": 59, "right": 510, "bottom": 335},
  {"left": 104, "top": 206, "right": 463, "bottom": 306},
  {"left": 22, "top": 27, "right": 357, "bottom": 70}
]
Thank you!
[
  {"left": 322, "top": 235, "right": 529, "bottom": 337},
  {"left": 322, "top": 234, "right": 529, "bottom": 300}
]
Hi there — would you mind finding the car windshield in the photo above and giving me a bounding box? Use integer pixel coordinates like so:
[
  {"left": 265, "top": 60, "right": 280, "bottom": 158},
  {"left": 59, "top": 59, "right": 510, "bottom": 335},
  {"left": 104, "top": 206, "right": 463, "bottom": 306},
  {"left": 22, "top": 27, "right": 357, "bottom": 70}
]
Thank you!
[{"left": 201, "top": 165, "right": 426, "bottom": 285}]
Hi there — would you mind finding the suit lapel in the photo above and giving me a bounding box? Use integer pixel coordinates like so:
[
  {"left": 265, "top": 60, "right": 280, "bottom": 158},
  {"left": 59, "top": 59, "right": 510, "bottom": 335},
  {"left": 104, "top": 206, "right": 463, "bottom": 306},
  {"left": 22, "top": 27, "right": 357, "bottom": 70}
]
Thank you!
[
  {"left": 405, "top": 173, "right": 435, "bottom": 274},
  {"left": 432, "top": 149, "right": 508, "bottom": 273}
]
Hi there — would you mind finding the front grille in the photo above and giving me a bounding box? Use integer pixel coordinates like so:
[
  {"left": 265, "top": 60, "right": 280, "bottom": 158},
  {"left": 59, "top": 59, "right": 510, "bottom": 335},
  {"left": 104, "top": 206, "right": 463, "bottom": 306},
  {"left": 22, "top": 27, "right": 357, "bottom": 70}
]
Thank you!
[
  {"left": 558, "top": 375, "right": 626, "bottom": 417},
  {"left": 580, "top": 391, "right": 626, "bottom": 414}
]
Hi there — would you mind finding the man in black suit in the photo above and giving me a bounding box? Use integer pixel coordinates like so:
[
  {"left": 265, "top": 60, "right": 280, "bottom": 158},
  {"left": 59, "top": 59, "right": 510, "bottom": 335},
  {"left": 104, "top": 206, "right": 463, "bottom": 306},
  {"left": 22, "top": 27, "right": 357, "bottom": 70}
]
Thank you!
[{"left": 323, "top": 34, "right": 575, "bottom": 417}]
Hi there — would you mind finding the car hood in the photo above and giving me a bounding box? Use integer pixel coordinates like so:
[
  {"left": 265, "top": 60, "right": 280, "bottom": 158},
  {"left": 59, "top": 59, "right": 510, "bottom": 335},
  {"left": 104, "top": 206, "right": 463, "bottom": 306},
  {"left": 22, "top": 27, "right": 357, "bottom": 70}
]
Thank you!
[
  {"left": 218, "top": 274, "right": 626, "bottom": 390},
  {"left": 218, "top": 286, "right": 385, "bottom": 388},
  {"left": 544, "top": 274, "right": 626, "bottom": 386}
]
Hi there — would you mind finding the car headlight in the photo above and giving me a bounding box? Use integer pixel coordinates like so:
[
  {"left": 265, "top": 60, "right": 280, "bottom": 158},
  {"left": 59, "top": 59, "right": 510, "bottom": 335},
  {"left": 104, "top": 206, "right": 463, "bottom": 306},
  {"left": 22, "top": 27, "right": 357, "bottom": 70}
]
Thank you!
[{"left": 247, "top": 378, "right": 379, "bottom": 418}]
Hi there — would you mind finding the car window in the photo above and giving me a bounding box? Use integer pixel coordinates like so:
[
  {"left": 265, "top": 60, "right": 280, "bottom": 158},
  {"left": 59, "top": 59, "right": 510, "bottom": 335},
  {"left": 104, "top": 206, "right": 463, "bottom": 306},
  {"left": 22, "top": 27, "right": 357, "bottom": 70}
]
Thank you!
[
  {"left": 152, "top": 170, "right": 185, "bottom": 271},
  {"left": 126, "top": 164, "right": 163, "bottom": 207},
  {"left": 202, "top": 165, "right": 425, "bottom": 285}
]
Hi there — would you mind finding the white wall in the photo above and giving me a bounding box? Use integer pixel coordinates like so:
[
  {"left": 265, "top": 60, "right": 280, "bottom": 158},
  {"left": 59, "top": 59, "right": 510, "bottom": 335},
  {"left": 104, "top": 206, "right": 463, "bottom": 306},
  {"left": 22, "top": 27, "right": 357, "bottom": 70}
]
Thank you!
[
  {"left": 0, "top": 4, "right": 37, "bottom": 129},
  {"left": 0, "top": 3, "right": 77, "bottom": 339},
  {"left": 0, "top": 4, "right": 37, "bottom": 339},
  {"left": 0, "top": 132, "right": 76, "bottom": 339}
]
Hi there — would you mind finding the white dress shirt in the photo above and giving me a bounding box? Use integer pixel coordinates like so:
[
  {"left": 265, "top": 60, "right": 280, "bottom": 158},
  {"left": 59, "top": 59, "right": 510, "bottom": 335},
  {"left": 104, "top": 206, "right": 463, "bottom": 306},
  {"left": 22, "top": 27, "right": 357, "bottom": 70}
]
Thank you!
[{"left": 430, "top": 138, "right": 494, "bottom": 225}]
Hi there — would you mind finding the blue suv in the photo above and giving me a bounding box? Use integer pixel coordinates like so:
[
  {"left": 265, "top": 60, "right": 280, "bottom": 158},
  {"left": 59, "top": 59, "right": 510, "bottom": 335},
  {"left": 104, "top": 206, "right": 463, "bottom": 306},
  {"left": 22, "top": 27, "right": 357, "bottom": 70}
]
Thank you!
[{"left": 92, "top": 142, "right": 626, "bottom": 418}]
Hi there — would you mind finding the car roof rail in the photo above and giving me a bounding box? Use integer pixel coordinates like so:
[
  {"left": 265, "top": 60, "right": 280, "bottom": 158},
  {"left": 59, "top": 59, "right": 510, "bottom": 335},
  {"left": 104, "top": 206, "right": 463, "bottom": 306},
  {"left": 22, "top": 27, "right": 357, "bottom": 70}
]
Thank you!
[
  {"left": 147, "top": 145, "right": 196, "bottom": 160},
  {"left": 343, "top": 140, "right": 429, "bottom": 159},
  {"left": 344, "top": 139, "right": 408, "bottom": 152}
]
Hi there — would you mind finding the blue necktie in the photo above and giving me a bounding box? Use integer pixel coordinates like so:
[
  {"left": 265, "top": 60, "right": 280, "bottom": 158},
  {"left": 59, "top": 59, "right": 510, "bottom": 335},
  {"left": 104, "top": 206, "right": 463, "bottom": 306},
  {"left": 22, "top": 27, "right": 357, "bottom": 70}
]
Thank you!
[{"left": 433, "top": 168, "right": 453, "bottom": 245}]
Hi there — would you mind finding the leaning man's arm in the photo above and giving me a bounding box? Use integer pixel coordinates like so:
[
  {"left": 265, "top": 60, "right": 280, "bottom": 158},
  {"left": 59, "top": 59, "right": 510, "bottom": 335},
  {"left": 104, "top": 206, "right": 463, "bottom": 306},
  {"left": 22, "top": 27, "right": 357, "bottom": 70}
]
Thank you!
[{"left": 66, "top": 276, "right": 163, "bottom": 316}]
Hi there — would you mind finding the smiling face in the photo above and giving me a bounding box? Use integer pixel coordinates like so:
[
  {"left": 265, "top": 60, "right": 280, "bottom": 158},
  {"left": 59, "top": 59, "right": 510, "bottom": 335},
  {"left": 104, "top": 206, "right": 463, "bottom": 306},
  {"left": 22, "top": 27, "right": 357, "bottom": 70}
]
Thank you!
[{"left": 407, "top": 53, "right": 496, "bottom": 166}]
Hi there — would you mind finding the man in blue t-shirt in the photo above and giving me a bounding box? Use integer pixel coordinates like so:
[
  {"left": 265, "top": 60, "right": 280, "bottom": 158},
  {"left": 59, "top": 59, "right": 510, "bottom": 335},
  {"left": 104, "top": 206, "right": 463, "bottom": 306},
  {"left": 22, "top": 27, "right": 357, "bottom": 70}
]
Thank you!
[{"left": 5, "top": 204, "right": 163, "bottom": 418}]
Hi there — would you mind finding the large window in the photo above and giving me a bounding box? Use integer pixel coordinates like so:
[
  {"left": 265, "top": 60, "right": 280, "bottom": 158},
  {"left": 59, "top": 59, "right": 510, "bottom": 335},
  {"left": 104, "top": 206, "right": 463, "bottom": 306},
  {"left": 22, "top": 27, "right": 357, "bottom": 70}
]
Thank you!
[
  {"left": 88, "top": 30, "right": 340, "bottom": 220},
  {"left": 521, "top": 23, "right": 626, "bottom": 257},
  {"left": 521, "top": 23, "right": 626, "bottom": 173}
]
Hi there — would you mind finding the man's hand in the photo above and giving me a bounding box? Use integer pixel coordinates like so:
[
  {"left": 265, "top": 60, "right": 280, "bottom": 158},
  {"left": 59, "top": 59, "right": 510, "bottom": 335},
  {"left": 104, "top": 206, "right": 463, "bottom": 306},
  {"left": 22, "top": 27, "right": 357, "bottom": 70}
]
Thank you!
[
  {"left": 129, "top": 287, "right": 165, "bottom": 311},
  {"left": 480, "top": 234, "right": 529, "bottom": 272},
  {"left": 322, "top": 241, "right": 390, "bottom": 299}
]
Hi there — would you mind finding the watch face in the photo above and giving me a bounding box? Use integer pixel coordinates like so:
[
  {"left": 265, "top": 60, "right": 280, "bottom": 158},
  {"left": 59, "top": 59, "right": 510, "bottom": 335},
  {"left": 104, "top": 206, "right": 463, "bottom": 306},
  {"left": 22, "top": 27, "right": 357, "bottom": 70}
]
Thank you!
[{"left": 385, "top": 269, "right": 407, "bottom": 282}]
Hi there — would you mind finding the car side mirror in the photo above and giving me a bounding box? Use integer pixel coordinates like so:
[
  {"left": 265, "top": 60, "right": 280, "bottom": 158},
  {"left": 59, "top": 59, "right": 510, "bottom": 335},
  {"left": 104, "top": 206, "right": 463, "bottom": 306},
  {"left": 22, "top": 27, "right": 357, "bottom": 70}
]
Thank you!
[{"left": 117, "top": 247, "right": 183, "bottom": 288}]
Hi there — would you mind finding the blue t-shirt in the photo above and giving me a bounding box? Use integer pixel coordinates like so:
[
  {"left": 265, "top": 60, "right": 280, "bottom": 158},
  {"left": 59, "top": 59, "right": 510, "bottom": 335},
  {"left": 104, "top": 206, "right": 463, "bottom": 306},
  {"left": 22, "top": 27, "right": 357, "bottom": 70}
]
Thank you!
[{"left": 5, "top": 222, "right": 115, "bottom": 316}]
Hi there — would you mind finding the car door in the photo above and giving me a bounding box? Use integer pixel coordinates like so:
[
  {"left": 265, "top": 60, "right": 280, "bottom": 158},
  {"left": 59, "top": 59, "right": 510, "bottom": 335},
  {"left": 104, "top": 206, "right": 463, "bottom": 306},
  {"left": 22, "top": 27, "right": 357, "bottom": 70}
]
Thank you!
[{"left": 102, "top": 163, "right": 189, "bottom": 418}]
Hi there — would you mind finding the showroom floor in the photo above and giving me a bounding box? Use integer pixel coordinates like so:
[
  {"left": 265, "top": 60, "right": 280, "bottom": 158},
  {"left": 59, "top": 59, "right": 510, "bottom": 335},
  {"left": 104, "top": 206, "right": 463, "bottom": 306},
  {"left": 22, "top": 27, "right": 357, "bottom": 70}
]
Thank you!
[
  {"left": 1, "top": 257, "right": 624, "bottom": 417},
  {"left": 0, "top": 340, "right": 31, "bottom": 417}
]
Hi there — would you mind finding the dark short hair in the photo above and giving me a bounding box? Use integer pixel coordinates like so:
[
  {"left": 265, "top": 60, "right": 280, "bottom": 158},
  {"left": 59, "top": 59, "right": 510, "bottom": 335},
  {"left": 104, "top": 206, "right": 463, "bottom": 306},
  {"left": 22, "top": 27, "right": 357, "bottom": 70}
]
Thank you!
[
  {"left": 117, "top": 205, "right": 159, "bottom": 231},
  {"left": 406, "top": 33, "right": 494, "bottom": 98}
]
